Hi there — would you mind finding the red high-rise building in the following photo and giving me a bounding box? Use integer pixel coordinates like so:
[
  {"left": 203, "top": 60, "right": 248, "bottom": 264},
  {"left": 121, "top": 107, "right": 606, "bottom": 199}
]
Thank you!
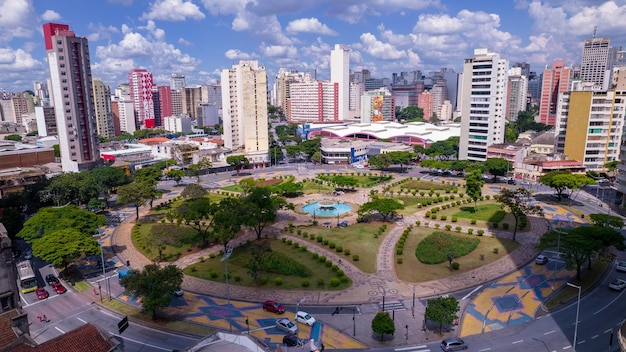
[
  {"left": 128, "top": 69, "right": 155, "bottom": 128},
  {"left": 158, "top": 85, "right": 173, "bottom": 118},
  {"left": 539, "top": 60, "right": 571, "bottom": 126}
]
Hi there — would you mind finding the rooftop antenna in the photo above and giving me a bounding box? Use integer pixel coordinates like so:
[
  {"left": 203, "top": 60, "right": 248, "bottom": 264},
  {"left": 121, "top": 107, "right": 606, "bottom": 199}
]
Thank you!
[{"left": 593, "top": 25, "right": 597, "bottom": 38}]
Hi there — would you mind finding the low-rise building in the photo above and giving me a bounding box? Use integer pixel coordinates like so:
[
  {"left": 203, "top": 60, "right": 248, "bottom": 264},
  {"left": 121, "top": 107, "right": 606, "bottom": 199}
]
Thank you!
[{"left": 320, "top": 139, "right": 372, "bottom": 164}]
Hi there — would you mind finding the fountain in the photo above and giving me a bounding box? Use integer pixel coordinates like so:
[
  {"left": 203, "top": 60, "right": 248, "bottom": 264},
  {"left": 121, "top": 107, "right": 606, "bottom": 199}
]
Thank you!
[{"left": 302, "top": 201, "right": 351, "bottom": 217}]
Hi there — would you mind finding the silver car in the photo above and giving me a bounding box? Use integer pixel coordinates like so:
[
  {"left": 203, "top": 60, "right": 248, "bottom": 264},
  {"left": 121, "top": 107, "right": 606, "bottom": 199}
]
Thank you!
[
  {"left": 441, "top": 337, "right": 467, "bottom": 351},
  {"left": 276, "top": 318, "right": 298, "bottom": 334}
]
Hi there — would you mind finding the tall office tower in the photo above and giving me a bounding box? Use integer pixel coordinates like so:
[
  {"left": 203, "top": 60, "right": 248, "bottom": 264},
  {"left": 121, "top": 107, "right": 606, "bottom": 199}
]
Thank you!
[
  {"left": 581, "top": 37, "right": 610, "bottom": 88},
  {"left": 33, "top": 81, "right": 50, "bottom": 106},
  {"left": 512, "top": 62, "right": 531, "bottom": 79},
  {"left": 360, "top": 87, "right": 394, "bottom": 123},
  {"left": 92, "top": 78, "right": 115, "bottom": 139},
  {"left": 171, "top": 89, "right": 183, "bottom": 116},
  {"left": 0, "top": 93, "right": 29, "bottom": 124},
  {"left": 273, "top": 69, "right": 304, "bottom": 112},
  {"left": 331, "top": 44, "right": 350, "bottom": 121},
  {"left": 506, "top": 67, "right": 528, "bottom": 122},
  {"left": 157, "top": 86, "right": 173, "bottom": 118},
  {"left": 287, "top": 78, "right": 338, "bottom": 123},
  {"left": 527, "top": 75, "right": 542, "bottom": 105},
  {"left": 182, "top": 86, "right": 203, "bottom": 120},
  {"left": 555, "top": 90, "right": 626, "bottom": 171},
  {"left": 350, "top": 69, "right": 371, "bottom": 83},
  {"left": 34, "top": 106, "right": 57, "bottom": 136},
  {"left": 110, "top": 101, "right": 121, "bottom": 136},
  {"left": 115, "top": 99, "right": 136, "bottom": 134},
  {"left": 349, "top": 81, "right": 364, "bottom": 119},
  {"left": 538, "top": 61, "right": 572, "bottom": 125},
  {"left": 128, "top": 68, "right": 155, "bottom": 128},
  {"left": 202, "top": 84, "right": 222, "bottom": 108},
  {"left": 418, "top": 90, "right": 434, "bottom": 120},
  {"left": 439, "top": 68, "right": 458, "bottom": 111},
  {"left": 43, "top": 23, "right": 100, "bottom": 172},
  {"left": 152, "top": 87, "right": 162, "bottom": 127},
  {"left": 431, "top": 80, "right": 448, "bottom": 119},
  {"left": 459, "top": 48, "right": 508, "bottom": 161},
  {"left": 170, "top": 73, "right": 186, "bottom": 90},
  {"left": 221, "top": 60, "right": 269, "bottom": 165}
]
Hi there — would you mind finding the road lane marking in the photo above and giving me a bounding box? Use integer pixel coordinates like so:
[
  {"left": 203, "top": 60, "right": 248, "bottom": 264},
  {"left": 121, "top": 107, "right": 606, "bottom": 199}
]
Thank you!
[
  {"left": 562, "top": 346, "right": 571, "bottom": 349},
  {"left": 77, "top": 317, "right": 87, "bottom": 323},
  {"left": 593, "top": 289, "right": 625, "bottom": 315},
  {"left": 605, "top": 328, "right": 612, "bottom": 333},
  {"left": 578, "top": 340, "right": 585, "bottom": 344},
  {"left": 544, "top": 330, "right": 555, "bottom": 335},
  {"left": 478, "top": 349, "right": 492, "bottom": 351},
  {"left": 110, "top": 332, "right": 171, "bottom": 351},
  {"left": 512, "top": 340, "right": 523, "bottom": 344},
  {"left": 55, "top": 327, "right": 65, "bottom": 334},
  {"left": 591, "top": 335, "right": 599, "bottom": 339},
  {"left": 461, "top": 285, "right": 483, "bottom": 300},
  {"left": 395, "top": 346, "right": 427, "bottom": 351}
]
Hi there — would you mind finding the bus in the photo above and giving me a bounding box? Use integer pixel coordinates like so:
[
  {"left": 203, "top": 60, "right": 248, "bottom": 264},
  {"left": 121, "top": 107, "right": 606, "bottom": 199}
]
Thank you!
[{"left": 16, "top": 261, "right": 38, "bottom": 293}]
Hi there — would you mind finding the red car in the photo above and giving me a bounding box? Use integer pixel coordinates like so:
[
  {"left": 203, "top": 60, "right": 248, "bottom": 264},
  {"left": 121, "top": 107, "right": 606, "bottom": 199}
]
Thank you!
[
  {"left": 36, "top": 288, "right": 49, "bottom": 300},
  {"left": 263, "top": 300, "right": 285, "bottom": 314},
  {"left": 52, "top": 282, "right": 66, "bottom": 294}
]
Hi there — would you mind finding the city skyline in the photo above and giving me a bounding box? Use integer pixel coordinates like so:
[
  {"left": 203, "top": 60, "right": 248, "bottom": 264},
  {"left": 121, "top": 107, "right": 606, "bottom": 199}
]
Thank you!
[{"left": 2, "top": 0, "right": 626, "bottom": 92}]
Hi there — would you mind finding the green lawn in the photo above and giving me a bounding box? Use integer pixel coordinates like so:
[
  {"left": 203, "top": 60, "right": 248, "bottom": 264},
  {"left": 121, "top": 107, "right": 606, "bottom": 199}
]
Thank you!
[
  {"left": 184, "top": 239, "right": 351, "bottom": 290},
  {"left": 132, "top": 222, "right": 204, "bottom": 261},
  {"left": 285, "top": 222, "right": 393, "bottom": 273},
  {"left": 301, "top": 180, "right": 335, "bottom": 194},
  {"left": 397, "top": 179, "right": 459, "bottom": 191},
  {"left": 453, "top": 203, "right": 506, "bottom": 222},
  {"left": 395, "top": 227, "right": 519, "bottom": 282}
]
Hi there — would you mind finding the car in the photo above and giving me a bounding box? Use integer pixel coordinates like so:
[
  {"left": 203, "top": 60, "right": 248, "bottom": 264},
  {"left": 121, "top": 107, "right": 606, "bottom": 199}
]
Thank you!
[
  {"left": 617, "top": 261, "right": 626, "bottom": 273},
  {"left": 174, "top": 288, "right": 184, "bottom": 297},
  {"left": 24, "top": 251, "right": 32, "bottom": 260},
  {"left": 51, "top": 282, "right": 66, "bottom": 294},
  {"left": 506, "top": 178, "right": 517, "bottom": 185},
  {"left": 276, "top": 318, "right": 298, "bottom": 334},
  {"left": 36, "top": 288, "right": 49, "bottom": 300},
  {"left": 440, "top": 337, "right": 468, "bottom": 351},
  {"left": 535, "top": 255, "right": 549, "bottom": 265},
  {"left": 263, "top": 300, "right": 285, "bottom": 314},
  {"left": 295, "top": 311, "right": 316, "bottom": 326},
  {"left": 337, "top": 221, "right": 348, "bottom": 228},
  {"left": 609, "top": 279, "right": 626, "bottom": 291},
  {"left": 282, "top": 334, "right": 305, "bottom": 347},
  {"left": 45, "top": 274, "right": 59, "bottom": 285},
  {"left": 354, "top": 164, "right": 364, "bottom": 169}
]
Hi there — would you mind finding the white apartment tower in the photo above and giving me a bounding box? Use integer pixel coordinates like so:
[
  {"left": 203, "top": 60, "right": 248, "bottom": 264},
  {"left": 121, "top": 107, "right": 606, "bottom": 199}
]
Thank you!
[
  {"left": 506, "top": 67, "right": 528, "bottom": 122},
  {"left": 581, "top": 37, "right": 610, "bottom": 89},
  {"left": 43, "top": 23, "right": 100, "bottom": 172},
  {"left": 92, "top": 78, "right": 115, "bottom": 139},
  {"left": 459, "top": 48, "right": 509, "bottom": 161},
  {"left": 331, "top": 44, "right": 350, "bottom": 121},
  {"left": 221, "top": 60, "right": 269, "bottom": 165}
]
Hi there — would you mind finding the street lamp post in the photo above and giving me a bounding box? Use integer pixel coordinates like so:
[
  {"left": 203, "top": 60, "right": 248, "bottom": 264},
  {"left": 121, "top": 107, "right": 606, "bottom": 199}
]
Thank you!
[
  {"left": 296, "top": 297, "right": 307, "bottom": 321},
  {"left": 99, "top": 238, "right": 110, "bottom": 301},
  {"left": 567, "top": 282, "right": 582, "bottom": 352},
  {"left": 221, "top": 245, "right": 233, "bottom": 331}
]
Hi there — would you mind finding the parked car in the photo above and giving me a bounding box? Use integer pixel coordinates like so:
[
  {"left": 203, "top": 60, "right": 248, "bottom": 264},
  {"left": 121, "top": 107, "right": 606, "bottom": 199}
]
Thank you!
[
  {"left": 506, "top": 178, "right": 517, "bottom": 185},
  {"left": 36, "top": 288, "right": 49, "bottom": 300},
  {"left": 174, "top": 288, "right": 184, "bottom": 297},
  {"left": 283, "top": 334, "right": 304, "bottom": 347},
  {"left": 609, "top": 279, "right": 626, "bottom": 291},
  {"left": 263, "top": 300, "right": 285, "bottom": 314},
  {"left": 45, "top": 274, "right": 59, "bottom": 285},
  {"left": 296, "top": 311, "right": 316, "bottom": 326},
  {"left": 337, "top": 221, "right": 348, "bottom": 228},
  {"left": 276, "top": 318, "right": 298, "bottom": 334},
  {"left": 51, "top": 282, "right": 66, "bottom": 294},
  {"left": 616, "top": 261, "right": 626, "bottom": 273},
  {"left": 535, "top": 255, "right": 549, "bottom": 265},
  {"left": 440, "top": 337, "right": 468, "bottom": 351}
]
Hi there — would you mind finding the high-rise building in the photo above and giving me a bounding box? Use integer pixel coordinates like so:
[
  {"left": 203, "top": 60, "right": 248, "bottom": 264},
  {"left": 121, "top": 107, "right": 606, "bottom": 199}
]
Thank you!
[
  {"left": 43, "top": 22, "right": 100, "bottom": 172},
  {"left": 221, "top": 60, "right": 269, "bottom": 165},
  {"left": 202, "top": 84, "right": 222, "bottom": 108},
  {"left": 581, "top": 37, "right": 610, "bottom": 88},
  {"left": 170, "top": 73, "right": 186, "bottom": 90},
  {"left": 152, "top": 87, "right": 162, "bottom": 127},
  {"left": 92, "top": 78, "right": 115, "bottom": 139},
  {"left": 459, "top": 48, "right": 508, "bottom": 161},
  {"left": 538, "top": 61, "right": 572, "bottom": 125},
  {"left": 157, "top": 86, "right": 173, "bottom": 118},
  {"left": 418, "top": 90, "right": 434, "bottom": 120},
  {"left": 182, "top": 86, "right": 203, "bottom": 120},
  {"left": 287, "top": 78, "right": 338, "bottom": 123},
  {"left": 34, "top": 106, "right": 57, "bottom": 136},
  {"left": 33, "top": 81, "right": 50, "bottom": 106},
  {"left": 555, "top": 89, "right": 625, "bottom": 171},
  {"left": 361, "top": 88, "right": 394, "bottom": 123},
  {"left": 128, "top": 68, "right": 155, "bottom": 128},
  {"left": 171, "top": 89, "right": 183, "bottom": 116},
  {"left": 506, "top": 67, "right": 528, "bottom": 122},
  {"left": 331, "top": 44, "right": 350, "bottom": 121},
  {"left": 112, "top": 84, "right": 136, "bottom": 134},
  {"left": 110, "top": 101, "right": 121, "bottom": 136}
]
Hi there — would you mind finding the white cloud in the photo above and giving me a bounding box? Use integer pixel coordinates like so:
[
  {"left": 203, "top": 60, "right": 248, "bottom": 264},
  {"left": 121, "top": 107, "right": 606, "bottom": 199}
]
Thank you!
[
  {"left": 0, "top": 0, "right": 38, "bottom": 43},
  {"left": 87, "top": 23, "right": 119, "bottom": 42},
  {"left": 141, "top": 0, "right": 205, "bottom": 21},
  {"left": 224, "top": 49, "right": 256, "bottom": 60},
  {"left": 359, "top": 32, "right": 406, "bottom": 60},
  {"left": 139, "top": 20, "right": 165, "bottom": 41},
  {"left": 41, "top": 10, "right": 61, "bottom": 21},
  {"left": 178, "top": 37, "right": 193, "bottom": 46},
  {"left": 260, "top": 44, "right": 298, "bottom": 58},
  {"left": 286, "top": 18, "right": 337, "bottom": 36},
  {"left": 0, "top": 47, "right": 43, "bottom": 89}
]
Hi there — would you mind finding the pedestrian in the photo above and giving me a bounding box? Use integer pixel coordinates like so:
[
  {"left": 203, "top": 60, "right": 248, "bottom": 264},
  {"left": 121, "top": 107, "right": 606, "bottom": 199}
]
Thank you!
[
  {"left": 93, "top": 288, "right": 98, "bottom": 296},
  {"left": 43, "top": 315, "right": 48, "bottom": 323},
  {"left": 37, "top": 314, "right": 42, "bottom": 322}
]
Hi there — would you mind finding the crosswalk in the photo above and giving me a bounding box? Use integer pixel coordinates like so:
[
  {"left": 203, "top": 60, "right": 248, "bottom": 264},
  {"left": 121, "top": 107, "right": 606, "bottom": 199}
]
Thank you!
[
  {"left": 380, "top": 301, "right": 406, "bottom": 312},
  {"left": 395, "top": 344, "right": 431, "bottom": 352}
]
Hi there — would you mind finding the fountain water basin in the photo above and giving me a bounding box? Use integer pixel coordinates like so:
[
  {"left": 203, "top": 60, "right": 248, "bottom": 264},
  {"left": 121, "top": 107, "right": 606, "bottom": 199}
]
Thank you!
[{"left": 301, "top": 201, "right": 351, "bottom": 217}]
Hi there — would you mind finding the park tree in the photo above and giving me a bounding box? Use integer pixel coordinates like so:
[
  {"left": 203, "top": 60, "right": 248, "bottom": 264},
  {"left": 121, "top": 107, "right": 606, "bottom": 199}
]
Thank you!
[
  {"left": 241, "top": 187, "right": 288, "bottom": 239},
  {"left": 396, "top": 105, "right": 424, "bottom": 121},
  {"left": 465, "top": 170, "right": 485, "bottom": 212},
  {"left": 211, "top": 197, "right": 245, "bottom": 251},
  {"left": 238, "top": 178, "right": 256, "bottom": 196},
  {"left": 133, "top": 167, "right": 162, "bottom": 184},
  {"left": 300, "top": 138, "right": 321, "bottom": 157},
  {"left": 226, "top": 155, "right": 250, "bottom": 176},
  {"left": 154, "top": 159, "right": 177, "bottom": 170},
  {"left": 604, "top": 160, "right": 620, "bottom": 178},
  {"left": 425, "top": 296, "right": 460, "bottom": 335},
  {"left": 246, "top": 239, "right": 271, "bottom": 285},
  {"left": 368, "top": 153, "right": 392, "bottom": 182},
  {"left": 483, "top": 157, "right": 511, "bottom": 180},
  {"left": 269, "top": 147, "right": 284, "bottom": 164},
  {"left": 187, "top": 158, "right": 212, "bottom": 182},
  {"left": 426, "top": 139, "right": 457, "bottom": 160},
  {"left": 272, "top": 180, "right": 304, "bottom": 198},
  {"left": 589, "top": 213, "right": 624, "bottom": 229},
  {"left": 120, "top": 264, "right": 183, "bottom": 320},
  {"left": 42, "top": 172, "right": 102, "bottom": 206},
  {"left": 539, "top": 171, "right": 595, "bottom": 201},
  {"left": 371, "top": 311, "right": 395, "bottom": 341},
  {"left": 387, "top": 151, "right": 413, "bottom": 173},
  {"left": 17, "top": 205, "right": 105, "bottom": 243},
  {"left": 169, "top": 197, "right": 217, "bottom": 247},
  {"left": 181, "top": 183, "right": 207, "bottom": 199},
  {"left": 495, "top": 188, "right": 543, "bottom": 241},
  {"left": 358, "top": 197, "right": 404, "bottom": 221},
  {"left": 311, "top": 151, "right": 322, "bottom": 164},
  {"left": 166, "top": 169, "right": 185, "bottom": 185},
  {"left": 31, "top": 228, "right": 100, "bottom": 269},
  {"left": 117, "top": 181, "right": 158, "bottom": 220}
]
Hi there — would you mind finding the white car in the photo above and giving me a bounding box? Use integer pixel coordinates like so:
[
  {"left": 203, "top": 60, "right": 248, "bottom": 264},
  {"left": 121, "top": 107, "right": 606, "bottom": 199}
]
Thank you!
[
  {"left": 609, "top": 279, "right": 626, "bottom": 291},
  {"left": 616, "top": 261, "right": 626, "bottom": 273},
  {"left": 295, "top": 311, "right": 316, "bottom": 326}
]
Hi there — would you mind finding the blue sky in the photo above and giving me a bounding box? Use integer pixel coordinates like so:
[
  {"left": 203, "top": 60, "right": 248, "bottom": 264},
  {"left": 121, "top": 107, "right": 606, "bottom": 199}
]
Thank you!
[{"left": 1, "top": 0, "right": 626, "bottom": 92}]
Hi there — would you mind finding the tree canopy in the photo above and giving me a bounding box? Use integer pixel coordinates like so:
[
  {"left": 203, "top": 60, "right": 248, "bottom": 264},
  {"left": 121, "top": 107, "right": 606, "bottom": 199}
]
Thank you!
[
  {"left": 168, "top": 197, "right": 217, "bottom": 247},
  {"left": 495, "top": 188, "right": 543, "bottom": 241},
  {"left": 465, "top": 170, "right": 484, "bottom": 212},
  {"left": 425, "top": 138, "right": 458, "bottom": 160},
  {"left": 539, "top": 171, "right": 595, "bottom": 201},
  {"left": 358, "top": 197, "right": 404, "bottom": 221},
  {"left": 226, "top": 155, "right": 250, "bottom": 176},
  {"left": 116, "top": 181, "right": 159, "bottom": 220},
  {"left": 241, "top": 187, "right": 288, "bottom": 239},
  {"left": 32, "top": 228, "right": 100, "bottom": 269},
  {"left": 483, "top": 158, "right": 511, "bottom": 178},
  {"left": 425, "top": 296, "right": 460, "bottom": 334},
  {"left": 371, "top": 311, "right": 395, "bottom": 340},
  {"left": 396, "top": 105, "right": 424, "bottom": 122},
  {"left": 120, "top": 264, "right": 183, "bottom": 320}
]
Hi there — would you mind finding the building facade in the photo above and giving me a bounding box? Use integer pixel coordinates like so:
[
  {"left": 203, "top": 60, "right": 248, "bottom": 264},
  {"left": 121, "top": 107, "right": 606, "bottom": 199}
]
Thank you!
[
  {"left": 459, "top": 48, "right": 508, "bottom": 161},
  {"left": 506, "top": 67, "right": 528, "bottom": 122},
  {"left": 92, "top": 78, "right": 115, "bottom": 139},
  {"left": 361, "top": 88, "right": 394, "bottom": 123},
  {"left": 221, "top": 60, "right": 269, "bottom": 165},
  {"left": 581, "top": 37, "right": 611, "bottom": 89},
  {"left": 287, "top": 79, "right": 338, "bottom": 123},
  {"left": 128, "top": 68, "right": 155, "bottom": 128},
  {"left": 539, "top": 61, "right": 572, "bottom": 125},
  {"left": 331, "top": 44, "right": 350, "bottom": 121},
  {"left": 43, "top": 23, "right": 100, "bottom": 172}
]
